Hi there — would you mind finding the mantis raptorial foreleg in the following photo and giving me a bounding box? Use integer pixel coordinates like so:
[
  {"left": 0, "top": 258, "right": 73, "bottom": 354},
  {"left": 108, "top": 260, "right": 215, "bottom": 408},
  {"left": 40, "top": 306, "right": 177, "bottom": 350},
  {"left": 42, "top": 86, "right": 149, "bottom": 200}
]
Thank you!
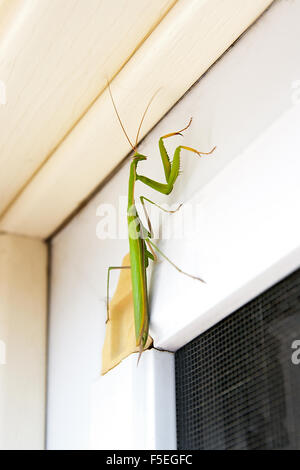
[
  {"left": 133, "top": 123, "right": 215, "bottom": 285},
  {"left": 136, "top": 120, "right": 216, "bottom": 195},
  {"left": 106, "top": 266, "right": 130, "bottom": 322}
]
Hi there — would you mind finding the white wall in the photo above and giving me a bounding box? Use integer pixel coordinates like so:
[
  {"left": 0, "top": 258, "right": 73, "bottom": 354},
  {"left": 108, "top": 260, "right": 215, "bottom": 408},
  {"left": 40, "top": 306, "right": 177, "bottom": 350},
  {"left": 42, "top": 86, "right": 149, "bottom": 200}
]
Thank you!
[{"left": 47, "top": 0, "right": 300, "bottom": 449}]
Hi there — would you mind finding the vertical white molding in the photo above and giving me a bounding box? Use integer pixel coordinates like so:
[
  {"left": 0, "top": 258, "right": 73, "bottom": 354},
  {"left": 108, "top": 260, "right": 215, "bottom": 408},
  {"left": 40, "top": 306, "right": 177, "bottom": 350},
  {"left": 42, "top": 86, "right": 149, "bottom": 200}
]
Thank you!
[
  {"left": 90, "top": 350, "right": 176, "bottom": 450},
  {"left": 0, "top": 234, "right": 47, "bottom": 450}
]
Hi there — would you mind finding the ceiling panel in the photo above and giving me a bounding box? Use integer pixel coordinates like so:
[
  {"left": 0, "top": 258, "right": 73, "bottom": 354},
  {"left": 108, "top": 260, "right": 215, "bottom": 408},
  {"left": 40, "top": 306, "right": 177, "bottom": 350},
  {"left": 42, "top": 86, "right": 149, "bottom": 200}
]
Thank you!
[
  {"left": 0, "top": 0, "right": 176, "bottom": 215},
  {"left": 0, "top": 0, "right": 273, "bottom": 239}
]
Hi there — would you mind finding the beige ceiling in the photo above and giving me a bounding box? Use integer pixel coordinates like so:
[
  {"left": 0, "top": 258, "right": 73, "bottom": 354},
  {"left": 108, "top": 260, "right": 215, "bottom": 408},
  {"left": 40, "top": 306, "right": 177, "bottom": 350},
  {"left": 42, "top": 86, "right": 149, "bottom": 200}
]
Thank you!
[{"left": 0, "top": 0, "right": 273, "bottom": 239}]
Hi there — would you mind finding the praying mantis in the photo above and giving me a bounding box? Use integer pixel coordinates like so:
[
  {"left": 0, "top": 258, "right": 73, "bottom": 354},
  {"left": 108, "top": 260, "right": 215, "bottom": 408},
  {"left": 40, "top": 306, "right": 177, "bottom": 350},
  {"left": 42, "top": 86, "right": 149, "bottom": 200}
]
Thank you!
[{"left": 106, "top": 84, "right": 216, "bottom": 359}]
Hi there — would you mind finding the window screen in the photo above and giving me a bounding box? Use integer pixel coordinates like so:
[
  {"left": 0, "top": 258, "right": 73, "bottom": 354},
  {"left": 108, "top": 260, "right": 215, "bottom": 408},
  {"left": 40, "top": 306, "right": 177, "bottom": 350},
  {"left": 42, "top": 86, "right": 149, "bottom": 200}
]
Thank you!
[{"left": 175, "top": 268, "right": 300, "bottom": 450}]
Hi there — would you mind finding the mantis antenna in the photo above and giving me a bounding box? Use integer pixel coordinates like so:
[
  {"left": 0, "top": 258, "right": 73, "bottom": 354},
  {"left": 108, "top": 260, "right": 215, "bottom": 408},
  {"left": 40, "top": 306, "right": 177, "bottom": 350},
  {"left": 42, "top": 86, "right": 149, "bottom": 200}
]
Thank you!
[
  {"left": 107, "top": 79, "right": 136, "bottom": 152},
  {"left": 107, "top": 78, "right": 161, "bottom": 153},
  {"left": 134, "top": 88, "right": 161, "bottom": 148}
]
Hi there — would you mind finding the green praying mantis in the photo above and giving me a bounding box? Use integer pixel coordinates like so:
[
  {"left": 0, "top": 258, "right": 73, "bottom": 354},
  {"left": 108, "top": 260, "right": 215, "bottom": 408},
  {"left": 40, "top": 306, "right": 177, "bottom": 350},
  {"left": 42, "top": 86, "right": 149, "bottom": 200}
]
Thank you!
[{"left": 106, "top": 84, "right": 216, "bottom": 359}]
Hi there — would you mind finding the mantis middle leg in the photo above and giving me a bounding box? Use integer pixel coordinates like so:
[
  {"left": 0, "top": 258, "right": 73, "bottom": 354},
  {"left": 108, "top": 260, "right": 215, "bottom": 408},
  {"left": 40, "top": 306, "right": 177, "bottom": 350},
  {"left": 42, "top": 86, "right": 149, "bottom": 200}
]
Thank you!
[
  {"left": 140, "top": 195, "right": 182, "bottom": 240},
  {"left": 146, "top": 238, "right": 205, "bottom": 283}
]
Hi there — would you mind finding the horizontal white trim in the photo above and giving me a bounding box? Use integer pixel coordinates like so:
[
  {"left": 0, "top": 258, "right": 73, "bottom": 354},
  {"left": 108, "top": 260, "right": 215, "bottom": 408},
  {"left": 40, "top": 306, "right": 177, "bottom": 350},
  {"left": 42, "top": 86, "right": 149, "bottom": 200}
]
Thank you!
[
  {"left": 0, "top": 0, "right": 273, "bottom": 238},
  {"left": 150, "top": 104, "right": 300, "bottom": 351}
]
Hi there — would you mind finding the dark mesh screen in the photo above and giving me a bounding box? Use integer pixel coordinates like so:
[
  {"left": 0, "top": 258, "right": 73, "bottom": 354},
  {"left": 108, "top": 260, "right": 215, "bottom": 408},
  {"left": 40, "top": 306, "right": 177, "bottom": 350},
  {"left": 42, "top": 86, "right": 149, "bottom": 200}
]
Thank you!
[{"left": 175, "top": 268, "right": 300, "bottom": 450}]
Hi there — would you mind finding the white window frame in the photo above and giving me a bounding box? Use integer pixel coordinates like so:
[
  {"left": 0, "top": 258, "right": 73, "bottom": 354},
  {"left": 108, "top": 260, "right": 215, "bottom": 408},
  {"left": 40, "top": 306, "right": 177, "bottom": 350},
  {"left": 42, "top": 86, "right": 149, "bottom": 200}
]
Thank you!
[{"left": 47, "top": 0, "right": 300, "bottom": 451}]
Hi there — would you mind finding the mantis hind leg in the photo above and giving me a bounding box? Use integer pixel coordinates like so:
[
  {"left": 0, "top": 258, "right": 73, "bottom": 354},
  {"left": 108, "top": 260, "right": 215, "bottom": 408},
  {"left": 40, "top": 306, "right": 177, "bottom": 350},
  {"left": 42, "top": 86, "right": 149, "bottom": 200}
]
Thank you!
[
  {"left": 106, "top": 265, "right": 131, "bottom": 322},
  {"left": 146, "top": 238, "right": 205, "bottom": 283}
]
